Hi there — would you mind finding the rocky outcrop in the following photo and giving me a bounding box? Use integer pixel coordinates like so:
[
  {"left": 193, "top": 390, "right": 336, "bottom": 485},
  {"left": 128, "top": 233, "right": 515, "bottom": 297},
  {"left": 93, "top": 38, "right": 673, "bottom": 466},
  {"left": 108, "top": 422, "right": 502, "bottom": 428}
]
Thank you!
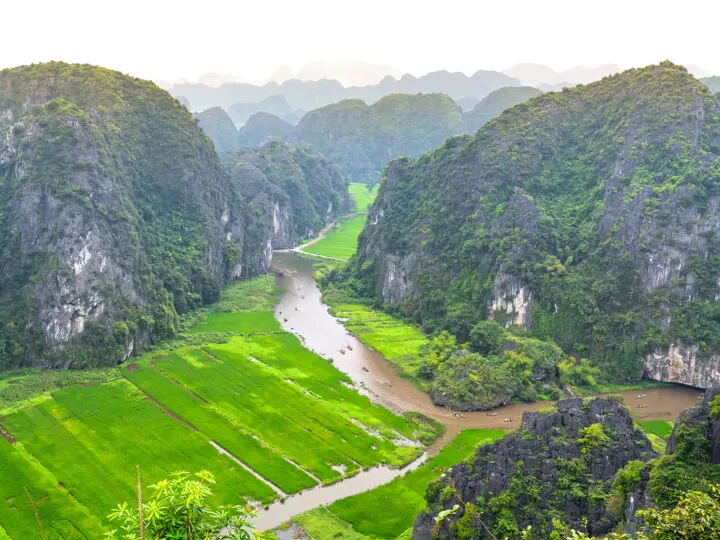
[
  {"left": 414, "top": 398, "right": 657, "bottom": 539},
  {"left": 488, "top": 271, "right": 533, "bottom": 330},
  {"left": 0, "top": 63, "right": 251, "bottom": 369},
  {"left": 667, "top": 386, "right": 720, "bottom": 464},
  {"left": 645, "top": 344, "right": 720, "bottom": 388}
]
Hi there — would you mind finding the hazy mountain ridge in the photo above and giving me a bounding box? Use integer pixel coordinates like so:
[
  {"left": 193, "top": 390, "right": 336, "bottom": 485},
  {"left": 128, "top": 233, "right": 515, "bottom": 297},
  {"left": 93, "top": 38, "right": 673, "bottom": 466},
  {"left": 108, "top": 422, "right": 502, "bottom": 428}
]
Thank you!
[{"left": 170, "top": 69, "right": 521, "bottom": 112}]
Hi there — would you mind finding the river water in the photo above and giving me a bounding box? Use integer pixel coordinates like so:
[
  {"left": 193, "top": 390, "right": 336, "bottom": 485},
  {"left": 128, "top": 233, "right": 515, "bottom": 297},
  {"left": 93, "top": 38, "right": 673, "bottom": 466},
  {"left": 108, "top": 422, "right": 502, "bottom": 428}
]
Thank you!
[{"left": 253, "top": 251, "right": 701, "bottom": 530}]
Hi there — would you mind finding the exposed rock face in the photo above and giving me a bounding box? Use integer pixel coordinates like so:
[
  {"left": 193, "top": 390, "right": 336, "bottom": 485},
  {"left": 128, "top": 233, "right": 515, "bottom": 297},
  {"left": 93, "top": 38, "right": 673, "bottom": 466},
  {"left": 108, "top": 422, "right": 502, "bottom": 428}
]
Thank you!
[
  {"left": 0, "top": 63, "right": 252, "bottom": 369},
  {"left": 488, "top": 271, "right": 533, "bottom": 330},
  {"left": 226, "top": 141, "right": 350, "bottom": 255},
  {"left": 645, "top": 344, "right": 720, "bottom": 388},
  {"left": 414, "top": 398, "right": 657, "bottom": 539},
  {"left": 352, "top": 63, "right": 720, "bottom": 386}
]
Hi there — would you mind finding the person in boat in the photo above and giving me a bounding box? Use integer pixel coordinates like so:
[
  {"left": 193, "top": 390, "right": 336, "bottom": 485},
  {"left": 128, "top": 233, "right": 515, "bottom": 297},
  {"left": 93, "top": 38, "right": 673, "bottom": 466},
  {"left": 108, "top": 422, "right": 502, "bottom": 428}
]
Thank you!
[{"left": 347, "top": 344, "right": 353, "bottom": 351}]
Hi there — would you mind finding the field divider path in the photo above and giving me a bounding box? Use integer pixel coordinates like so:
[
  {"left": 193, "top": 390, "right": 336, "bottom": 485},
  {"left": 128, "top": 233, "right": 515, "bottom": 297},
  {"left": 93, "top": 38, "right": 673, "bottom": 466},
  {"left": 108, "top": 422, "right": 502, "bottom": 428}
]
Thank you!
[{"left": 210, "top": 441, "right": 288, "bottom": 497}]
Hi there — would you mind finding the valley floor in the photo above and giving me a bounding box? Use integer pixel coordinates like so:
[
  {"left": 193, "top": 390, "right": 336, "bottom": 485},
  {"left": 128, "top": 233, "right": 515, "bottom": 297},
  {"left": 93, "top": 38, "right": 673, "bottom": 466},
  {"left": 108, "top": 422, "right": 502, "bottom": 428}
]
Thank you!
[{"left": 0, "top": 275, "right": 432, "bottom": 539}]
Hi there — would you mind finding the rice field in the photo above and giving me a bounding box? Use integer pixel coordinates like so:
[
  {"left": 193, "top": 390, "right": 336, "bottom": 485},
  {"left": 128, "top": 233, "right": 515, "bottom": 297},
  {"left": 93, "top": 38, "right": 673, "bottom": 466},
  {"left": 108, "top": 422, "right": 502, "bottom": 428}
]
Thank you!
[
  {"left": 302, "top": 215, "right": 368, "bottom": 260},
  {"left": 349, "top": 183, "right": 377, "bottom": 212},
  {"left": 301, "top": 184, "right": 377, "bottom": 260},
  {"left": 0, "top": 275, "right": 430, "bottom": 538},
  {"left": 640, "top": 420, "right": 673, "bottom": 438},
  {"left": 284, "top": 429, "right": 505, "bottom": 539},
  {"left": 328, "top": 303, "right": 429, "bottom": 378}
]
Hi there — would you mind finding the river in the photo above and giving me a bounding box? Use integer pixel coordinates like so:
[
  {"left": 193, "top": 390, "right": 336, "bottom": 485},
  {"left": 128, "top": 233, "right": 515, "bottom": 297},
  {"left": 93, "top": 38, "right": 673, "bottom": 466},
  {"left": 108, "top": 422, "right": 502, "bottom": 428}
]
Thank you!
[{"left": 253, "top": 251, "right": 701, "bottom": 530}]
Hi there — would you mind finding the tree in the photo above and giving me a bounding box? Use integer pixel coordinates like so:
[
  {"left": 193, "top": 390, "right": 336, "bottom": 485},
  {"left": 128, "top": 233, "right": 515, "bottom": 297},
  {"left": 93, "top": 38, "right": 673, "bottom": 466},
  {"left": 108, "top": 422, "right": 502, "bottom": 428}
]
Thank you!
[
  {"left": 105, "top": 470, "right": 258, "bottom": 540},
  {"left": 469, "top": 320, "right": 505, "bottom": 355}
]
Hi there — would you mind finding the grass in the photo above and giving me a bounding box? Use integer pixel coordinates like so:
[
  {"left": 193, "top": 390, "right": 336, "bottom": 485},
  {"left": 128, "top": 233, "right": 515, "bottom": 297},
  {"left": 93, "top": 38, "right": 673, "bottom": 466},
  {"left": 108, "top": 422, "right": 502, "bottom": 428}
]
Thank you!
[
  {"left": 0, "top": 438, "right": 104, "bottom": 539},
  {"left": 349, "top": 183, "right": 377, "bottom": 212},
  {"left": 326, "top": 302, "right": 429, "bottom": 380},
  {"left": 3, "top": 380, "right": 277, "bottom": 532},
  {"left": 189, "top": 311, "right": 279, "bottom": 334},
  {"left": 301, "top": 184, "right": 377, "bottom": 260},
  {"left": 640, "top": 420, "right": 673, "bottom": 438},
  {"left": 122, "top": 363, "right": 317, "bottom": 494},
  {"left": 302, "top": 215, "right": 368, "bottom": 260},
  {"left": 289, "top": 429, "right": 504, "bottom": 539},
  {"left": 0, "top": 274, "right": 433, "bottom": 536},
  {"left": 0, "top": 367, "right": 121, "bottom": 415},
  {"left": 293, "top": 507, "right": 369, "bottom": 539}
]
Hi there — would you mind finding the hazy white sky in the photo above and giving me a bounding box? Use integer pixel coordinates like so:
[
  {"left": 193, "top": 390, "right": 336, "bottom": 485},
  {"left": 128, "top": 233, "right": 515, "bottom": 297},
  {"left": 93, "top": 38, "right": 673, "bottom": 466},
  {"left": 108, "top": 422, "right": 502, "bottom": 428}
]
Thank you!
[{"left": 6, "top": 0, "right": 720, "bottom": 83}]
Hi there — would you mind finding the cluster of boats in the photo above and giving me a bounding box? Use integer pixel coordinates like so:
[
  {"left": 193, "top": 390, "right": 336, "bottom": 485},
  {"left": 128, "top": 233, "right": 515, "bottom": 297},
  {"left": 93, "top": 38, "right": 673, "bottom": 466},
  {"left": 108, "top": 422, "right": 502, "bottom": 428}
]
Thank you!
[
  {"left": 339, "top": 345, "right": 354, "bottom": 354},
  {"left": 635, "top": 394, "right": 649, "bottom": 408}
]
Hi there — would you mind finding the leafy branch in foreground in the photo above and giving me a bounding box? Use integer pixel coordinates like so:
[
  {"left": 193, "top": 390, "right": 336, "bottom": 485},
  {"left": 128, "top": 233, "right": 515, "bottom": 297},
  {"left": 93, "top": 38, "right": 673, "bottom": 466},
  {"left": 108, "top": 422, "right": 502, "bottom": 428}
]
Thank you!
[{"left": 105, "top": 470, "right": 258, "bottom": 540}]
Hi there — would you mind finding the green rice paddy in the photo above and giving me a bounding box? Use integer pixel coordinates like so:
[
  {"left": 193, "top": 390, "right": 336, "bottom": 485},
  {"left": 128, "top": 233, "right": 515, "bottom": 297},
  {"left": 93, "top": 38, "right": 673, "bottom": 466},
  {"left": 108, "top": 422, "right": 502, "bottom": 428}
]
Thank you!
[
  {"left": 328, "top": 303, "right": 429, "bottom": 379},
  {"left": 0, "top": 275, "right": 429, "bottom": 538},
  {"left": 640, "top": 420, "right": 673, "bottom": 438},
  {"left": 301, "top": 184, "right": 377, "bottom": 260},
  {"left": 283, "top": 429, "right": 505, "bottom": 539},
  {"left": 302, "top": 215, "right": 368, "bottom": 260},
  {"left": 349, "top": 183, "right": 377, "bottom": 212}
]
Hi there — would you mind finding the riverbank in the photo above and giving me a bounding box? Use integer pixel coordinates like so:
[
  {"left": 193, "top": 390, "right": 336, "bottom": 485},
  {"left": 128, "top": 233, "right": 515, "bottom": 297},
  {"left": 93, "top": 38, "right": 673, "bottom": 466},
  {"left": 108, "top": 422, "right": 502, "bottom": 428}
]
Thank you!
[
  {"left": 266, "top": 252, "right": 701, "bottom": 539},
  {"left": 0, "top": 274, "right": 436, "bottom": 539}
]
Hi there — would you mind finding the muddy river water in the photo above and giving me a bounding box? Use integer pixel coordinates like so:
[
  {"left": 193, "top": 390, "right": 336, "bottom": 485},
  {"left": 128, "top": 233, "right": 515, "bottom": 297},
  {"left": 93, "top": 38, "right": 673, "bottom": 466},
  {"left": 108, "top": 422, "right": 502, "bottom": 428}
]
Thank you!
[{"left": 253, "top": 252, "right": 701, "bottom": 530}]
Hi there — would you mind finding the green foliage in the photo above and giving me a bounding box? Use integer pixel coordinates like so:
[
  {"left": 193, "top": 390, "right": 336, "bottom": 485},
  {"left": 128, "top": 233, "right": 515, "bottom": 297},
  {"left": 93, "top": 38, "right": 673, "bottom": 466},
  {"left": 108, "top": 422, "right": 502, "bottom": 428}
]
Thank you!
[
  {"left": 578, "top": 423, "right": 611, "bottom": 454},
  {"left": 0, "top": 62, "right": 247, "bottom": 368},
  {"left": 650, "top": 423, "right": 720, "bottom": 509},
  {"left": 347, "top": 62, "right": 720, "bottom": 382},
  {"left": 469, "top": 320, "right": 505, "bottom": 355},
  {"left": 607, "top": 460, "right": 649, "bottom": 516},
  {"left": 105, "top": 470, "right": 258, "bottom": 539},
  {"left": 290, "top": 93, "right": 466, "bottom": 183},
  {"left": 326, "top": 429, "right": 504, "bottom": 538},
  {"left": 226, "top": 140, "right": 351, "bottom": 249},
  {"left": 638, "top": 485, "right": 720, "bottom": 540},
  {"left": 710, "top": 395, "right": 720, "bottom": 420}
]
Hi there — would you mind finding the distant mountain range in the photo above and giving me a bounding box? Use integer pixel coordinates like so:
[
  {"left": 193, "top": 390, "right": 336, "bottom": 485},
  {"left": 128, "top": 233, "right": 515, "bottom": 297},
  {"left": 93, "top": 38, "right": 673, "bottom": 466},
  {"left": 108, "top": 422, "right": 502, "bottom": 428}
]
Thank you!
[
  {"left": 170, "top": 62, "right": 716, "bottom": 114},
  {"left": 170, "top": 70, "right": 521, "bottom": 112}
]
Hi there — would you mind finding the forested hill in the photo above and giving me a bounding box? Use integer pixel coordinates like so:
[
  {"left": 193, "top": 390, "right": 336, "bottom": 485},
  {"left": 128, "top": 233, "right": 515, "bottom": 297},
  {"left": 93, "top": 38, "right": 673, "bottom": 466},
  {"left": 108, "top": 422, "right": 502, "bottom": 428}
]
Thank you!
[
  {"left": 0, "top": 63, "right": 342, "bottom": 371},
  {"left": 349, "top": 62, "right": 720, "bottom": 387},
  {"left": 224, "top": 141, "right": 350, "bottom": 267},
  {"left": 287, "top": 93, "right": 466, "bottom": 183},
  {"left": 464, "top": 85, "right": 542, "bottom": 133},
  {"left": 193, "top": 106, "right": 239, "bottom": 153}
]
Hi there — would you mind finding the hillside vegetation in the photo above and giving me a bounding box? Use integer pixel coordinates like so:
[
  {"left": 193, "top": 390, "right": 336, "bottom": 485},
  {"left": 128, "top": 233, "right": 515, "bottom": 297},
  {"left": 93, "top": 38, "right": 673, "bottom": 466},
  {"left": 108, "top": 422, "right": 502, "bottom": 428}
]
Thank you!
[
  {"left": 464, "top": 86, "right": 542, "bottom": 133},
  {"left": 287, "top": 93, "right": 466, "bottom": 183},
  {"left": 0, "top": 63, "right": 253, "bottom": 369},
  {"left": 348, "top": 62, "right": 720, "bottom": 386},
  {"left": 225, "top": 141, "right": 351, "bottom": 256}
]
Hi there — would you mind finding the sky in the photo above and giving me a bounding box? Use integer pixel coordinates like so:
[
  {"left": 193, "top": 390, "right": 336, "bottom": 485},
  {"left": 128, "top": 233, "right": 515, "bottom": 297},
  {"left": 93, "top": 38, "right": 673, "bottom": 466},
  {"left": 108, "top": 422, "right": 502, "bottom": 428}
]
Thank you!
[{"left": 5, "top": 0, "right": 720, "bottom": 83}]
